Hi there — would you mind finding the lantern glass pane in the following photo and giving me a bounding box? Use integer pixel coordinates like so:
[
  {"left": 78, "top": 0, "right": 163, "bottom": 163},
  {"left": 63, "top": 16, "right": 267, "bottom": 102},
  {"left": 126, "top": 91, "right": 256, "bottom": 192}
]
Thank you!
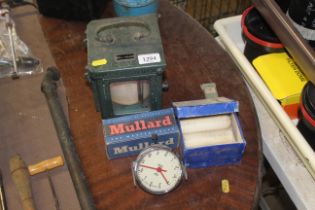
[{"left": 110, "top": 80, "right": 151, "bottom": 115}]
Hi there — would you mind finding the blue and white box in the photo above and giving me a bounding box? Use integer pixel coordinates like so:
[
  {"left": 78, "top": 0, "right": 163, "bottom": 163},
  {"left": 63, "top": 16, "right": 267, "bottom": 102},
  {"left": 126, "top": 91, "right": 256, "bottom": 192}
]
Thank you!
[
  {"left": 103, "top": 108, "right": 180, "bottom": 159},
  {"left": 173, "top": 97, "right": 246, "bottom": 168}
]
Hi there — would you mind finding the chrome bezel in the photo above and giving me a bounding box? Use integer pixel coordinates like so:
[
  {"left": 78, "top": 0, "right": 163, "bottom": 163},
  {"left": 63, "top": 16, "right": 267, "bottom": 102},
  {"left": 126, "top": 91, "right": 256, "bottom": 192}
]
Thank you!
[{"left": 132, "top": 145, "right": 185, "bottom": 195}]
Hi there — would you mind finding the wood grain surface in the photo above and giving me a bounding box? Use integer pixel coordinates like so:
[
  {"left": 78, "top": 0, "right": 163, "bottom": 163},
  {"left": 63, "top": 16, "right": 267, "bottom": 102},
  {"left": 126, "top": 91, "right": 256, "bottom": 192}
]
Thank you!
[{"left": 39, "top": 1, "right": 262, "bottom": 209}]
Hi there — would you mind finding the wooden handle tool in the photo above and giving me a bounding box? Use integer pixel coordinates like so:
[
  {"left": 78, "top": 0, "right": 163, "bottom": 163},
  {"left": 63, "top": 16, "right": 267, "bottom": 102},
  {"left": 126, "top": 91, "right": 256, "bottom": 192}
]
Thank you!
[
  {"left": 28, "top": 156, "right": 64, "bottom": 210},
  {"left": 9, "top": 155, "right": 36, "bottom": 210}
]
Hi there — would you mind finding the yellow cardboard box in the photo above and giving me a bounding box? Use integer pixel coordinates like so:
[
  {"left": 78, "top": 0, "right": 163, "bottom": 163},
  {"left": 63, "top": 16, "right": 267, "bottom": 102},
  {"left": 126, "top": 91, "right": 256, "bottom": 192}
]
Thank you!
[{"left": 252, "top": 52, "right": 308, "bottom": 106}]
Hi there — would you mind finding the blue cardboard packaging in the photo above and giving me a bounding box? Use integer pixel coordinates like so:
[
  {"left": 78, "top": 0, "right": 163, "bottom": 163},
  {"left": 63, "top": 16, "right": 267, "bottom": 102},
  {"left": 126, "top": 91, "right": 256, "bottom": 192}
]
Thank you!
[
  {"left": 173, "top": 97, "right": 246, "bottom": 168},
  {"left": 103, "top": 108, "right": 180, "bottom": 159}
]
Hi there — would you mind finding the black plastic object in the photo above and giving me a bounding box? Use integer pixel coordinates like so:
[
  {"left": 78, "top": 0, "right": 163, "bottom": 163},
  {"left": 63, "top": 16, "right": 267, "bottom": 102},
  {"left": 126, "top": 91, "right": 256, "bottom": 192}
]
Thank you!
[
  {"left": 275, "top": 0, "right": 291, "bottom": 12},
  {"left": 287, "top": 0, "right": 315, "bottom": 49},
  {"left": 36, "top": 0, "right": 107, "bottom": 21},
  {"left": 241, "top": 6, "right": 284, "bottom": 62},
  {"left": 297, "top": 81, "right": 315, "bottom": 149},
  {"left": 41, "top": 67, "right": 96, "bottom": 210}
]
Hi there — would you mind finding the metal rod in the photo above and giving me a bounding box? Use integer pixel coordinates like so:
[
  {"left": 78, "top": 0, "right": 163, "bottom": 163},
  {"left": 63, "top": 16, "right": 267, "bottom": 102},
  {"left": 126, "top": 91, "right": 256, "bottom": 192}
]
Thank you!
[
  {"left": 47, "top": 175, "right": 60, "bottom": 210},
  {"left": 7, "top": 23, "right": 18, "bottom": 78},
  {"left": 253, "top": 0, "right": 315, "bottom": 85},
  {"left": 1, "top": 3, "right": 18, "bottom": 79},
  {"left": 41, "top": 67, "right": 96, "bottom": 210},
  {"left": 137, "top": 80, "right": 144, "bottom": 105},
  {"left": 0, "top": 170, "right": 7, "bottom": 210}
]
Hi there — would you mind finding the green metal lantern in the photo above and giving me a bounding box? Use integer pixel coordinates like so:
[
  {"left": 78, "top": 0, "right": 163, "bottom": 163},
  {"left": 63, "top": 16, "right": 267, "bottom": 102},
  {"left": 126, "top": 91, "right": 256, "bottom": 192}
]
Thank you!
[{"left": 86, "top": 14, "right": 166, "bottom": 119}]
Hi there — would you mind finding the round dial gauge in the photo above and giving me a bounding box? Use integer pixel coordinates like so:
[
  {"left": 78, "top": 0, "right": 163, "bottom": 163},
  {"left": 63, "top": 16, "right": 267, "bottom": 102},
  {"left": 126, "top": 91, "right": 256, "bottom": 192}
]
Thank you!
[{"left": 132, "top": 145, "right": 185, "bottom": 195}]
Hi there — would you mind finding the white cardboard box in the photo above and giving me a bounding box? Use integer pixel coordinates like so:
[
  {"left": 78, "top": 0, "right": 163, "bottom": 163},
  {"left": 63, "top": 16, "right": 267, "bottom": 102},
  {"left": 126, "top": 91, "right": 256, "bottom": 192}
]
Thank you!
[{"left": 214, "top": 15, "right": 315, "bottom": 209}]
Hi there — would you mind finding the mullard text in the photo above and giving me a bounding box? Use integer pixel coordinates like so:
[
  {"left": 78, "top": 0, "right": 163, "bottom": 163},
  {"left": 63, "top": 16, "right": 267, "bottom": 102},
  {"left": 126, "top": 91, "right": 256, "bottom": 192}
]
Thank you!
[
  {"left": 108, "top": 115, "right": 173, "bottom": 135},
  {"left": 113, "top": 138, "right": 175, "bottom": 155}
]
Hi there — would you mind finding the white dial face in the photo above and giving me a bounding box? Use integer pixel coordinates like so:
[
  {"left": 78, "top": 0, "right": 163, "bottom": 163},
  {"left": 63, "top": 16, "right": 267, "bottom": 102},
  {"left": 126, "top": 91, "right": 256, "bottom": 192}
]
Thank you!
[{"left": 135, "top": 146, "right": 183, "bottom": 194}]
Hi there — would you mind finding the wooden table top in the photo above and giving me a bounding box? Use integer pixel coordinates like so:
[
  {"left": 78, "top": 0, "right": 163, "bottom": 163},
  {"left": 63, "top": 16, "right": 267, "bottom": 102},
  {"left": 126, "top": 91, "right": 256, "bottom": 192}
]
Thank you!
[{"left": 39, "top": 1, "right": 262, "bottom": 209}]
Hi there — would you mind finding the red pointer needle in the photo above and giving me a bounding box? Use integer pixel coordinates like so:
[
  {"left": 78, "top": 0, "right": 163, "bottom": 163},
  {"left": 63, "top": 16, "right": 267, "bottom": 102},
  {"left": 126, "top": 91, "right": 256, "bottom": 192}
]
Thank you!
[
  {"left": 140, "top": 165, "right": 169, "bottom": 184},
  {"left": 139, "top": 164, "right": 167, "bottom": 172},
  {"left": 159, "top": 170, "right": 169, "bottom": 185}
]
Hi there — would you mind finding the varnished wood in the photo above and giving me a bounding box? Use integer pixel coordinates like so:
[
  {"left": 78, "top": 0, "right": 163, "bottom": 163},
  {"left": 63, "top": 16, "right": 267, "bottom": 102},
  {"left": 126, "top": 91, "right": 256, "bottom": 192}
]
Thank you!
[{"left": 39, "top": 1, "right": 262, "bottom": 209}]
